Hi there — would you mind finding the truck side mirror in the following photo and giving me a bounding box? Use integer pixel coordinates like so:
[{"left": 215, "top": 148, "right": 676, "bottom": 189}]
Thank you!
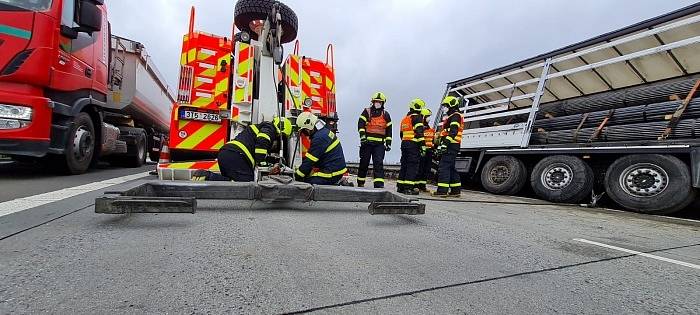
[{"left": 76, "top": 1, "right": 102, "bottom": 34}]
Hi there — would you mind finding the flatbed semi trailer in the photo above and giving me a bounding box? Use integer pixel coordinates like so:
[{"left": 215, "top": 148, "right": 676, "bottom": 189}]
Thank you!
[{"left": 437, "top": 3, "right": 700, "bottom": 214}]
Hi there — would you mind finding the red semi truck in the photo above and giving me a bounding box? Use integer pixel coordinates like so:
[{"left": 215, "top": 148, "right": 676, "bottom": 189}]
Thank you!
[{"left": 0, "top": 0, "right": 173, "bottom": 174}]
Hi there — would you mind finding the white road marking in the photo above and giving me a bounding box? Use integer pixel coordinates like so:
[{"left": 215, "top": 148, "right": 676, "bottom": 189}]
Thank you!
[
  {"left": 574, "top": 238, "right": 700, "bottom": 270},
  {"left": 0, "top": 172, "right": 149, "bottom": 218}
]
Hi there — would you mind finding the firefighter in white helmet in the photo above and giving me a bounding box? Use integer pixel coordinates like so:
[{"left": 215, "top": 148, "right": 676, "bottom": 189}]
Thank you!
[{"left": 294, "top": 112, "right": 348, "bottom": 185}]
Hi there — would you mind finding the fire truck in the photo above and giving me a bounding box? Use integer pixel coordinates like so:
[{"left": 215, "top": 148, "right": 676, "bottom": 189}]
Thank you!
[
  {"left": 160, "top": 0, "right": 338, "bottom": 179},
  {"left": 96, "top": 0, "right": 425, "bottom": 216}
]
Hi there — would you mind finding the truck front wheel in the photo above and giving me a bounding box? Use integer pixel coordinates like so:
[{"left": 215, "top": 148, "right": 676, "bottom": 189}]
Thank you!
[
  {"left": 605, "top": 154, "right": 695, "bottom": 215},
  {"left": 480, "top": 155, "right": 527, "bottom": 195},
  {"left": 62, "top": 112, "right": 95, "bottom": 175},
  {"left": 531, "top": 155, "right": 594, "bottom": 204}
]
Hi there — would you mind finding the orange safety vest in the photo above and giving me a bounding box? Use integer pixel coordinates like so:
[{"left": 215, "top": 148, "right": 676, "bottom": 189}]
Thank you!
[
  {"left": 440, "top": 112, "right": 464, "bottom": 143},
  {"left": 401, "top": 114, "right": 417, "bottom": 141},
  {"left": 425, "top": 127, "right": 435, "bottom": 148},
  {"left": 365, "top": 108, "right": 388, "bottom": 136}
]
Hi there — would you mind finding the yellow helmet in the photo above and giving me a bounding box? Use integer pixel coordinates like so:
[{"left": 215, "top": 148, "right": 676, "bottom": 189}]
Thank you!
[
  {"left": 421, "top": 108, "right": 432, "bottom": 117},
  {"left": 371, "top": 92, "right": 387, "bottom": 103},
  {"left": 295, "top": 112, "right": 318, "bottom": 131},
  {"left": 409, "top": 98, "right": 426, "bottom": 111},
  {"left": 273, "top": 116, "right": 293, "bottom": 138},
  {"left": 441, "top": 96, "right": 460, "bottom": 108}
]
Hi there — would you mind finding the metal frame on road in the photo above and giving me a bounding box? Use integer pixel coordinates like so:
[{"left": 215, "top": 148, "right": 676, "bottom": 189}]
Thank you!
[{"left": 95, "top": 180, "right": 426, "bottom": 215}]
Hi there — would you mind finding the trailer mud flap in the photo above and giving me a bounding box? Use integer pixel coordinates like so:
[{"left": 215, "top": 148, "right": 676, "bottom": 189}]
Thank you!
[
  {"left": 95, "top": 180, "right": 425, "bottom": 215},
  {"left": 692, "top": 147, "right": 700, "bottom": 188}
]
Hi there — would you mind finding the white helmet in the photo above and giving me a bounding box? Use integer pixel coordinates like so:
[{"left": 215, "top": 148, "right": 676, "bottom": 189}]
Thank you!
[{"left": 296, "top": 112, "right": 319, "bottom": 131}]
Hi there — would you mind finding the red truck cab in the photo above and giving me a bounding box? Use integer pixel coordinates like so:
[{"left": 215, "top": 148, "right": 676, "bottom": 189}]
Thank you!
[{"left": 0, "top": 0, "right": 107, "bottom": 172}]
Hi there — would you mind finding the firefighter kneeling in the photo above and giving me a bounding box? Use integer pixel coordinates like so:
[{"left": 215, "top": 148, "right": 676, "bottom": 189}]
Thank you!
[
  {"left": 294, "top": 112, "right": 348, "bottom": 185},
  {"left": 194, "top": 117, "right": 293, "bottom": 182},
  {"left": 432, "top": 96, "right": 464, "bottom": 197}
]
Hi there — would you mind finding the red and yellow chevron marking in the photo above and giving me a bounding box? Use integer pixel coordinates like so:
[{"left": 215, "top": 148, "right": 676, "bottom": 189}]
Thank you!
[
  {"left": 285, "top": 54, "right": 302, "bottom": 111},
  {"left": 158, "top": 160, "right": 220, "bottom": 172},
  {"left": 300, "top": 58, "right": 336, "bottom": 117},
  {"left": 169, "top": 105, "right": 227, "bottom": 152},
  {"left": 233, "top": 42, "right": 254, "bottom": 105},
  {"left": 170, "top": 31, "right": 232, "bottom": 155}
]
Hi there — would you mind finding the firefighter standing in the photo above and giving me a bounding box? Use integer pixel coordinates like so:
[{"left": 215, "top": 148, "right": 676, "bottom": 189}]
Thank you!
[
  {"left": 433, "top": 96, "right": 464, "bottom": 197},
  {"left": 357, "top": 92, "right": 392, "bottom": 188},
  {"left": 194, "top": 117, "right": 293, "bottom": 182},
  {"left": 295, "top": 112, "right": 348, "bottom": 185},
  {"left": 417, "top": 108, "right": 435, "bottom": 192},
  {"left": 397, "top": 99, "right": 426, "bottom": 195}
]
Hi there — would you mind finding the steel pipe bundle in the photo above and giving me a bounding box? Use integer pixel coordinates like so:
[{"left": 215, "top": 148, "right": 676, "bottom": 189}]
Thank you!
[
  {"left": 530, "top": 118, "right": 700, "bottom": 145},
  {"left": 537, "top": 76, "right": 699, "bottom": 118},
  {"left": 474, "top": 76, "right": 699, "bottom": 128},
  {"left": 533, "top": 98, "right": 700, "bottom": 132}
]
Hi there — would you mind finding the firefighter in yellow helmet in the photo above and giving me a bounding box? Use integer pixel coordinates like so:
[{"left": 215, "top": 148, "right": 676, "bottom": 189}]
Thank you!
[
  {"left": 397, "top": 98, "right": 426, "bottom": 195},
  {"left": 417, "top": 108, "right": 436, "bottom": 192},
  {"left": 193, "top": 117, "right": 292, "bottom": 182},
  {"left": 356, "top": 92, "right": 392, "bottom": 188},
  {"left": 433, "top": 96, "right": 464, "bottom": 197}
]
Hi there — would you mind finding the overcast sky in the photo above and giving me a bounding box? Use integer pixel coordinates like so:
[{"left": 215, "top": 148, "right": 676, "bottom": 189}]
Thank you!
[{"left": 108, "top": 0, "right": 696, "bottom": 163}]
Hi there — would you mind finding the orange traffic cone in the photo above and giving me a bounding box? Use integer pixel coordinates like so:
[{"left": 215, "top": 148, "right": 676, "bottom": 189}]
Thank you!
[{"left": 158, "top": 144, "right": 171, "bottom": 165}]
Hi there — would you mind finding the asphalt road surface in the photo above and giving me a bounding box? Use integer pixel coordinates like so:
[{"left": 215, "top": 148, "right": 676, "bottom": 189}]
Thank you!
[{"left": 0, "top": 170, "right": 698, "bottom": 314}]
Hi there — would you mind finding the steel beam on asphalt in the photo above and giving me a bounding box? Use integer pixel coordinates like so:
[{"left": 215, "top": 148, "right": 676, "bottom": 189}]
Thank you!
[{"left": 95, "top": 181, "right": 426, "bottom": 215}]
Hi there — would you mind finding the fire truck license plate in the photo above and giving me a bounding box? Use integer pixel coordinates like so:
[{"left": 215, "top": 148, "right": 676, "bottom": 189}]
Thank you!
[{"left": 181, "top": 110, "right": 221, "bottom": 123}]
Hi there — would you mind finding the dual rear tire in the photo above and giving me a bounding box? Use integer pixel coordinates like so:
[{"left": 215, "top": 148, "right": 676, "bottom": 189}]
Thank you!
[{"left": 480, "top": 154, "right": 695, "bottom": 214}]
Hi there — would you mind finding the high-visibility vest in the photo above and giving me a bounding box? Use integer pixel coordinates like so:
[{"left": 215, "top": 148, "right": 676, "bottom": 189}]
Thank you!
[
  {"left": 440, "top": 112, "right": 464, "bottom": 144},
  {"left": 365, "top": 108, "right": 388, "bottom": 136},
  {"left": 425, "top": 127, "right": 435, "bottom": 148},
  {"left": 401, "top": 114, "right": 417, "bottom": 141}
]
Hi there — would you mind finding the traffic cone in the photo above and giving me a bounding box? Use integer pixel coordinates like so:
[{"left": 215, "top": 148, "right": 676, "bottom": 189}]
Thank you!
[{"left": 158, "top": 144, "right": 171, "bottom": 165}]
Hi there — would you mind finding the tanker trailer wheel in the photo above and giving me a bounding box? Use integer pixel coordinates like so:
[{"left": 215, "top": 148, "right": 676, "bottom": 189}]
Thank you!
[
  {"left": 126, "top": 130, "right": 147, "bottom": 168},
  {"left": 530, "top": 155, "right": 594, "bottom": 204},
  {"left": 234, "top": 0, "right": 298, "bottom": 44},
  {"left": 62, "top": 112, "right": 95, "bottom": 175},
  {"left": 604, "top": 154, "right": 696, "bottom": 215},
  {"left": 480, "top": 155, "right": 527, "bottom": 195}
]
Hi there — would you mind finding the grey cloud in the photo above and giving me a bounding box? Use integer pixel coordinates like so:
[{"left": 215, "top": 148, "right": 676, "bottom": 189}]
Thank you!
[{"left": 107, "top": 0, "right": 697, "bottom": 163}]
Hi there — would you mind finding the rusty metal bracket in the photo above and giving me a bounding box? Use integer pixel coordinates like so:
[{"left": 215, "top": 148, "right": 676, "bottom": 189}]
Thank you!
[{"left": 659, "top": 79, "right": 700, "bottom": 140}]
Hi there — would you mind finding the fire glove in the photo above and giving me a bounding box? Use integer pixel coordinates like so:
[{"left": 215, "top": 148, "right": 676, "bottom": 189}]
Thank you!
[
  {"left": 385, "top": 143, "right": 391, "bottom": 152},
  {"left": 258, "top": 161, "right": 269, "bottom": 167},
  {"left": 269, "top": 163, "right": 282, "bottom": 175},
  {"left": 420, "top": 146, "right": 427, "bottom": 157},
  {"left": 360, "top": 135, "right": 367, "bottom": 144}
]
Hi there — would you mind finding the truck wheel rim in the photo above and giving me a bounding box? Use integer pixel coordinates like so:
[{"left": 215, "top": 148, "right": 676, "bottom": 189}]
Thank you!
[
  {"left": 541, "top": 163, "right": 573, "bottom": 190},
  {"left": 489, "top": 164, "right": 511, "bottom": 185},
  {"left": 619, "top": 163, "right": 668, "bottom": 197},
  {"left": 73, "top": 127, "right": 93, "bottom": 161}
]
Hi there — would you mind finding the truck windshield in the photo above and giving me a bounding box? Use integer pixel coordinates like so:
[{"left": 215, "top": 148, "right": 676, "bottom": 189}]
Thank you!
[{"left": 0, "top": 0, "right": 51, "bottom": 11}]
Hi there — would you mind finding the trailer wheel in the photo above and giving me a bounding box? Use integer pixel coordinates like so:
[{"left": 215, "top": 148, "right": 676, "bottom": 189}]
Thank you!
[
  {"left": 605, "top": 154, "right": 695, "bottom": 215},
  {"left": 126, "top": 131, "right": 147, "bottom": 168},
  {"left": 234, "top": 0, "right": 298, "bottom": 44},
  {"left": 480, "top": 155, "right": 527, "bottom": 195},
  {"left": 531, "top": 155, "right": 594, "bottom": 203},
  {"left": 61, "top": 113, "right": 95, "bottom": 175}
]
